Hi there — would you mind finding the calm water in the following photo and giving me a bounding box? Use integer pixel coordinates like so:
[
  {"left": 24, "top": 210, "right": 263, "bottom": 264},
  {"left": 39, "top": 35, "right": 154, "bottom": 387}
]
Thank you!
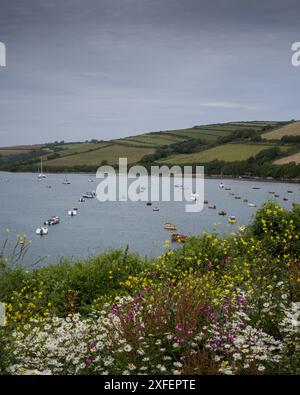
[{"left": 0, "top": 172, "right": 299, "bottom": 267}]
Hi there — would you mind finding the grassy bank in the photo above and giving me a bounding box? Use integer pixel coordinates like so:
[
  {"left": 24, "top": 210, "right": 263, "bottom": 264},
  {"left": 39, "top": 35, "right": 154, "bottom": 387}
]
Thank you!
[{"left": 0, "top": 202, "right": 299, "bottom": 375}]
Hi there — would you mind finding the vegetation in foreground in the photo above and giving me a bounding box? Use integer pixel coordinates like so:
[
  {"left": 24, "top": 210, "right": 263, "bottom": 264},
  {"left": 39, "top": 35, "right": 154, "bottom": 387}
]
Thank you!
[{"left": 0, "top": 202, "right": 299, "bottom": 375}]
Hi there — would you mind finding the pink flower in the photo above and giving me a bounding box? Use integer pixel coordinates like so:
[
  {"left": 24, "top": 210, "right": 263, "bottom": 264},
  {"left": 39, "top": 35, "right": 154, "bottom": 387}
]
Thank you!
[
  {"left": 85, "top": 356, "right": 93, "bottom": 366},
  {"left": 88, "top": 341, "right": 95, "bottom": 350}
]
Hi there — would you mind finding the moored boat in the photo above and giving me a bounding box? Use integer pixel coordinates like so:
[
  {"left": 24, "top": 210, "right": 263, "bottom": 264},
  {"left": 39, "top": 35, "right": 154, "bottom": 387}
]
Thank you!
[
  {"left": 82, "top": 192, "right": 96, "bottom": 198},
  {"left": 164, "top": 223, "right": 177, "bottom": 231},
  {"left": 171, "top": 233, "right": 189, "bottom": 243},
  {"left": 218, "top": 210, "right": 227, "bottom": 216},
  {"left": 44, "top": 216, "right": 60, "bottom": 225},
  {"left": 228, "top": 215, "right": 237, "bottom": 224},
  {"left": 68, "top": 209, "right": 77, "bottom": 216},
  {"left": 36, "top": 227, "right": 48, "bottom": 236},
  {"left": 208, "top": 204, "right": 216, "bottom": 209}
]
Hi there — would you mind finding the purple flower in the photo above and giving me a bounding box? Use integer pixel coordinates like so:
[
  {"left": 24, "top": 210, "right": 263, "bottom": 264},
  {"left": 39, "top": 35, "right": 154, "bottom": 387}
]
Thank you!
[
  {"left": 85, "top": 356, "right": 93, "bottom": 366},
  {"left": 88, "top": 341, "right": 95, "bottom": 350}
]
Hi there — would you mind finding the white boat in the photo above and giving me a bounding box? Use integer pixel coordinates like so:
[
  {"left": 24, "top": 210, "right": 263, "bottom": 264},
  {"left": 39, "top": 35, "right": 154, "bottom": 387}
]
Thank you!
[
  {"left": 82, "top": 191, "right": 96, "bottom": 198},
  {"left": 62, "top": 177, "right": 71, "bottom": 185},
  {"left": 44, "top": 216, "right": 60, "bottom": 225},
  {"left": 219, "top": 182, "right": 225, "bottom": 189},
  {"left": 79, "top": 197, "right": 85, "bottom": 202},
  {"left": 36, "top": 227, "right": 48, "bottom": 236},
  {"left": 153, "top": 206, "right": 160, "bottom": 211},
  {"left": 248, "top": 203, "right": 256, "bottom": 208},
  {"left": 189, "top": 192, "right": 199, "bottom": 201},
  {"left": 68, "top": 209, "right": 77, "bottom": 216},
  {"left": 38, "top": 157, "right": 46, "bottom": 179}
]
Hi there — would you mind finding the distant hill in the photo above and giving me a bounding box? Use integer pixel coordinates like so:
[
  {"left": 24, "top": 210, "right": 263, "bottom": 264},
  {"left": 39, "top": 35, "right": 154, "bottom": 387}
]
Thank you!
[{"left": 1, "top": 120, "right": 300, "bottom": 178}]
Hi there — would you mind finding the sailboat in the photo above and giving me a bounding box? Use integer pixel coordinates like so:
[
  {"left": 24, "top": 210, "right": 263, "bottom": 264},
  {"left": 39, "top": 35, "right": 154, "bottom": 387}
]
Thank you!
[
  {"left": 62, "top": 176, "right": 71, "bottom": 185},
  {"left": 219, "top": 170, "right": 225, "bottom": 189},
  {"left": 38, "top": 157, "right": 46, "bottom": 179}
]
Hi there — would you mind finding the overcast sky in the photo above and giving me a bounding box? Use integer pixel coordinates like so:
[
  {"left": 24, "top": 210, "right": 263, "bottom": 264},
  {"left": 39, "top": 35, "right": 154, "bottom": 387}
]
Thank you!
[{"left": 0, "top": 0, "right": 299, "bottom": 146}]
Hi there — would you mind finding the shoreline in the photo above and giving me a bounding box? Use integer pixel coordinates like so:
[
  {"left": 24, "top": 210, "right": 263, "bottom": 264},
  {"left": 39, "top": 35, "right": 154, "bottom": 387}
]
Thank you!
[{"left": 1, "top": 170, "right": 300, "bottom": 184}]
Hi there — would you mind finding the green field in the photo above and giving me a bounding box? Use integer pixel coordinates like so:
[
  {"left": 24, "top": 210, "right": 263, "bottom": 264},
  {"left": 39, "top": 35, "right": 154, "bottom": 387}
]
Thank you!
[
  {"left": 44, "top": 144, "right": 155, "bottom": 167},
  {"left": 55, "top": 142, "right": 111, "bottom": 156},
  {"left": 159, "top": 143, "right": 289, "bottom": 164}
]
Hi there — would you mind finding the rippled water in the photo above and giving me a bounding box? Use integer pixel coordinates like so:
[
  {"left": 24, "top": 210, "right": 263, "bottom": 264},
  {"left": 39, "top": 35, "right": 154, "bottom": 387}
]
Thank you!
[{"left": 0, "top": 172, "right": 299, "bottom": 267}]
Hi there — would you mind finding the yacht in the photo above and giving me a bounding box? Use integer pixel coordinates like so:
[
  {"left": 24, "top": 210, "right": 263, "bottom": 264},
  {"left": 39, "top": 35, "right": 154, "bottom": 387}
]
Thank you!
[{"left": 38, "top": 157, "right": 46, "bottom": 179}]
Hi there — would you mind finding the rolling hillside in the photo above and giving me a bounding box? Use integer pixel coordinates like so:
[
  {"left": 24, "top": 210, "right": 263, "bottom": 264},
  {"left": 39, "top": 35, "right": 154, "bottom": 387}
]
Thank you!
[{"left": 0, "top": 120, "right": 299, "bottom": 178}]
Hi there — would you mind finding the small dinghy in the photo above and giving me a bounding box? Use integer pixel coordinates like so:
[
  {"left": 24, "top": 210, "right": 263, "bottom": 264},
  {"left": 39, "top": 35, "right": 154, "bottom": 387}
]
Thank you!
[
  {"left": 218, "top": 210, "right": 227, "bottom": 216},
  {"left": 153, "top": 206, "right": 160, "bottom": 211},
  {"left": 287, "top": 190, "right": 293, "bottom": 194},
  {"left": 82, "top": 192, "right": 96, "bottom": 198},
  {"left": 68, "top": 209, "right": 77, "bottom": 216},
  {"left": 171, "top": 233, "right": 189, "bottom": 243},
  {"left": 62, "top": 177, "right": 71, "bottom": 185},
  {"left": 248, "top": 203, "right": 256, "bottom": 208},
  {"left": 228, "top": 215, "right": 237, "bottom": 224},
  {"left": 234, "top": 196, "right": 241, "bottom": 200},
  {"left": 252, "top": 187, "right": 260, "bottom": 190},
  {"left": 225, "top": 187, "right": 231, "bottom": 191},
  {"left": 164, "top": 223, "right": 177, "bottom": 231},
  {"left": 36, "top": 227, "right": 48, "bottom": 236},
  {"left": 44, "top": 216, "right": 60, "bottom": 226},
  {"left": 208, "top": 204, "right": 216, "bottom": 209},
  {"left": 146, "top": 202, "right": 152, "bottom": 206},
  {"left": 283, "top": 197, "right": 288, "bottom": 201},
  {"left": 219, "top": 182, "right": 225, "bottom": 189},
  {"left": 79, "top": 197, "right": 85, "bottom": 202},
  {"left": 243, "top": 199, "right": 248, "bottom": 203}
]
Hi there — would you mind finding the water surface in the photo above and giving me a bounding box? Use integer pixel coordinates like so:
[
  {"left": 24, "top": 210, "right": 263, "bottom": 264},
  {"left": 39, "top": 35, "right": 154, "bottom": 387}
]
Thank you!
[{"left": 0, "top": 172, "right": 299, "bottom": 267}]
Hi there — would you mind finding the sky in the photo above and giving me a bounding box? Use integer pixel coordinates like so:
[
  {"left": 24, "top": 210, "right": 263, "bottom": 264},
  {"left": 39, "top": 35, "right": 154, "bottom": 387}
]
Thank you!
[{"left": 0, "top": 0, "right": 299, "bottom": 146}]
